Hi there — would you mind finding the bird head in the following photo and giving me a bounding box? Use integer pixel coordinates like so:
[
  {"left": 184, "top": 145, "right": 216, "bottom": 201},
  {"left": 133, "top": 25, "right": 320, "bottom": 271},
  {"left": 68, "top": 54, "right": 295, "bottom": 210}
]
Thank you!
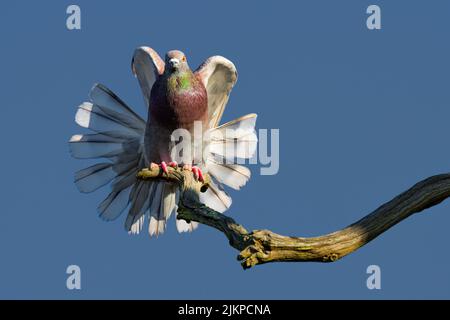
[{"left": 165, "top": 50, "right": 189, "bottom": 73}]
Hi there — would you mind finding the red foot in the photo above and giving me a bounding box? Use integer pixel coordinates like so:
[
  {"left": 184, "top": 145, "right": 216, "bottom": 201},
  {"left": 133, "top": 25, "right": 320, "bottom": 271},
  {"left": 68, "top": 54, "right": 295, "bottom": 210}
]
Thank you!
[
  {"left": 149, "top": 162, "right": 170, "bottom": 174},
  {"left": 160, "top": 161, "right": 168, "bottom": 174},
  {"left": 181, "top": 164, "right": 204, "bottom": 182},
  {"left": 168, "top": 161, "right": 178, "bottom": 168},
  {"left": 192, "top": 166, "right": 204, "bottom": 182}
]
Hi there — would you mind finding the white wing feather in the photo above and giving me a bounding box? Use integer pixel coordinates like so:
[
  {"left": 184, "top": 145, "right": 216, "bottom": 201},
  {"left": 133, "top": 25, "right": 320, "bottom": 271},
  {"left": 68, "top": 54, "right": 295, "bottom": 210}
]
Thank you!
[
  {"left": 131, "top": 47, "right": 165, "bottom": 108},
  {"left": 195, "top": 56, "right": 238, "bottom": 128}
]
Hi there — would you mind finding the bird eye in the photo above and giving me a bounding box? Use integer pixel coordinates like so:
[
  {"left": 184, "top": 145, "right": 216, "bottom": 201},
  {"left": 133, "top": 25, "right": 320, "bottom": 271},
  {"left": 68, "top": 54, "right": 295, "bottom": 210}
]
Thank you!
[{"left": 181, "top": 56, "right": 186, "bottom": 62}]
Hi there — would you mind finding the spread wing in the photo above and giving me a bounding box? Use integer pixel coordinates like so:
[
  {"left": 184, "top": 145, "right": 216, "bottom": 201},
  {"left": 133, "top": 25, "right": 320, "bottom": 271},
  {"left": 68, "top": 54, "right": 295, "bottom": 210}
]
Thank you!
[
  {"left": 195, "top": 56, "right": 238, "bottom": 128},
  {"left": 131, "top": 46, "right": 165, "bottom": 108}
]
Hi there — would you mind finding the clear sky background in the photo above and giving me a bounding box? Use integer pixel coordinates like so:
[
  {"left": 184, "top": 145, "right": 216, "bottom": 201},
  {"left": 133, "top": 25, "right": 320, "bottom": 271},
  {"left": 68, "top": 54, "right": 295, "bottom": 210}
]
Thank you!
[{"left": 1, "top": 1, "right": 450, "bottom": 299}]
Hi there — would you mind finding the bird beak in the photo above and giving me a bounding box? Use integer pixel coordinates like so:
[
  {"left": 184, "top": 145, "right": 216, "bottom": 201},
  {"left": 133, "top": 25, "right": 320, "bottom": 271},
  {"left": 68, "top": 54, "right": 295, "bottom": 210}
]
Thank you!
[{"left": 169, "top": 58, "right": 180, "bottom": 69}]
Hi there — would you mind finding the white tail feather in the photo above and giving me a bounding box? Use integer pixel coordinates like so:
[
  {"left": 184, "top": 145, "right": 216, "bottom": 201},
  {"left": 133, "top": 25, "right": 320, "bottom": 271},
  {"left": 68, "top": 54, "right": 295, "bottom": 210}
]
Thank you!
[
  {"left": 199, "top": 178, "right": 232, "bottom": 213},
  {"left": 206, "top": 156, "right": 251, "bottom": 190},
  {"left": 74, "top": 163, "right": 115, "bottom": 193}
]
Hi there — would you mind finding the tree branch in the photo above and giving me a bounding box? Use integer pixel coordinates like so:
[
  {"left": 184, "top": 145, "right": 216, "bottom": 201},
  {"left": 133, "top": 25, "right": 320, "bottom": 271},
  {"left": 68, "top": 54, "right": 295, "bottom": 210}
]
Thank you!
[{"left": 137, "top": 168, "right": 450, "bottom": 269}]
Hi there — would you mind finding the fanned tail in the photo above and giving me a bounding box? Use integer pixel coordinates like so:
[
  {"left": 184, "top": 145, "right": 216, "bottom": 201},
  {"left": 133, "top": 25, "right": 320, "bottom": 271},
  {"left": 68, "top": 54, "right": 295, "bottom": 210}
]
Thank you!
[
  {"left": 70, "top": 84, "right": 145, "bottom": 222},
  {"left": 201, "top": 114, "right": 258, "bottom": 212},
  {"left": 70, "top": 84, "right": 187, "bottom": 236},
  {"left": 70, "top": 85, "right": 257, "bottom": 236}
]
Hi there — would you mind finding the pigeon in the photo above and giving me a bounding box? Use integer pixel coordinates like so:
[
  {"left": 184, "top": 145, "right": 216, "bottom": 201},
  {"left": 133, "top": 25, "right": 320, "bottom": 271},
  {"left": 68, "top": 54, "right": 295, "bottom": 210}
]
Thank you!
[{"left": 69, "top": 46, "right": 258, "bottom": 236}]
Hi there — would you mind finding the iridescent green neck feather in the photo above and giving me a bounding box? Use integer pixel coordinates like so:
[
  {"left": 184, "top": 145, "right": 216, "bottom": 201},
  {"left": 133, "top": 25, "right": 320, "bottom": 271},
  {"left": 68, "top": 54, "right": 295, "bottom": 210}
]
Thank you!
[{"left": 168, "top": 71, "right": 194, "bottom": 92}]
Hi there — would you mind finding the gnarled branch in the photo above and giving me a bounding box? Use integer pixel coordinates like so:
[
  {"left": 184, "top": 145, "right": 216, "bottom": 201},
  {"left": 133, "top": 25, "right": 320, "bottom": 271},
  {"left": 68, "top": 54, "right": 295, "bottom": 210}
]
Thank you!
[{"left": 137, "top": 167, "right": 450, "bottom": 269}]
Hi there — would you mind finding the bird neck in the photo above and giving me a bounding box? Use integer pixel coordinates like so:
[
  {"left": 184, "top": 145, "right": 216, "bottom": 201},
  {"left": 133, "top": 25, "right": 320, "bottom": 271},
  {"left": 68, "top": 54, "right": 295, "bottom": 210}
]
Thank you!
[{"left": 167, "top": 70, "right": 196, "bottom": 92}]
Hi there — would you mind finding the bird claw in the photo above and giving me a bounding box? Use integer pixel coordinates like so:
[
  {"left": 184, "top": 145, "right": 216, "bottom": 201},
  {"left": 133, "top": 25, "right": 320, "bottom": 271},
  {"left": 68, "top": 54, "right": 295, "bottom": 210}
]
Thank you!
[
  {"left": 160, "top": 161, "right": 168, "bottom": 174},
  {"left": 181, "top": 164, "right": 204, "bottom": 182},
  {"left": 149, "top": 162, "right": 169, "bottom": 174},
  {"left": 168, "top": 161, "right": 178, "bottom": 168},
  {"left": 192, "top": 166, "right": 204, "bottom": 182}
]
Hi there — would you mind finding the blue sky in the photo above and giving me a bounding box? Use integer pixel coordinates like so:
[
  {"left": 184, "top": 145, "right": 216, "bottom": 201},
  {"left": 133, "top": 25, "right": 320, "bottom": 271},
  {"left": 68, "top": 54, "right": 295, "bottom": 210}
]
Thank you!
[{"left": 1, "top": 1, "right": 450, "bottom": 299}]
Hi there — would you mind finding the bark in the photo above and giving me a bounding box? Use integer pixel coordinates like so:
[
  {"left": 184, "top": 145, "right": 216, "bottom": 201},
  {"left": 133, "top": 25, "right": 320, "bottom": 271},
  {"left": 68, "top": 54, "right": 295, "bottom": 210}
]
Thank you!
[{"left": 137, "top": 168, "right": 450, "bottom": 269}]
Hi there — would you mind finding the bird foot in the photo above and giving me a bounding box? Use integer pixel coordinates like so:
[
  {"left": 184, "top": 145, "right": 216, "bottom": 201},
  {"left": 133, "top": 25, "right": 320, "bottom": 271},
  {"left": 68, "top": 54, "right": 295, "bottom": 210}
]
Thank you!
[
  {"left": 182, "top": 164, "right": 204, "bottom": 182},
  {"left": 149, "top": 162, "right": 203, "bottom": 181},
  {"left": 168, "top": 161, "right": 178, "bottom": 168},
  {"left": 149, "top": 161, "right": 176, "bottom": 175}
]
